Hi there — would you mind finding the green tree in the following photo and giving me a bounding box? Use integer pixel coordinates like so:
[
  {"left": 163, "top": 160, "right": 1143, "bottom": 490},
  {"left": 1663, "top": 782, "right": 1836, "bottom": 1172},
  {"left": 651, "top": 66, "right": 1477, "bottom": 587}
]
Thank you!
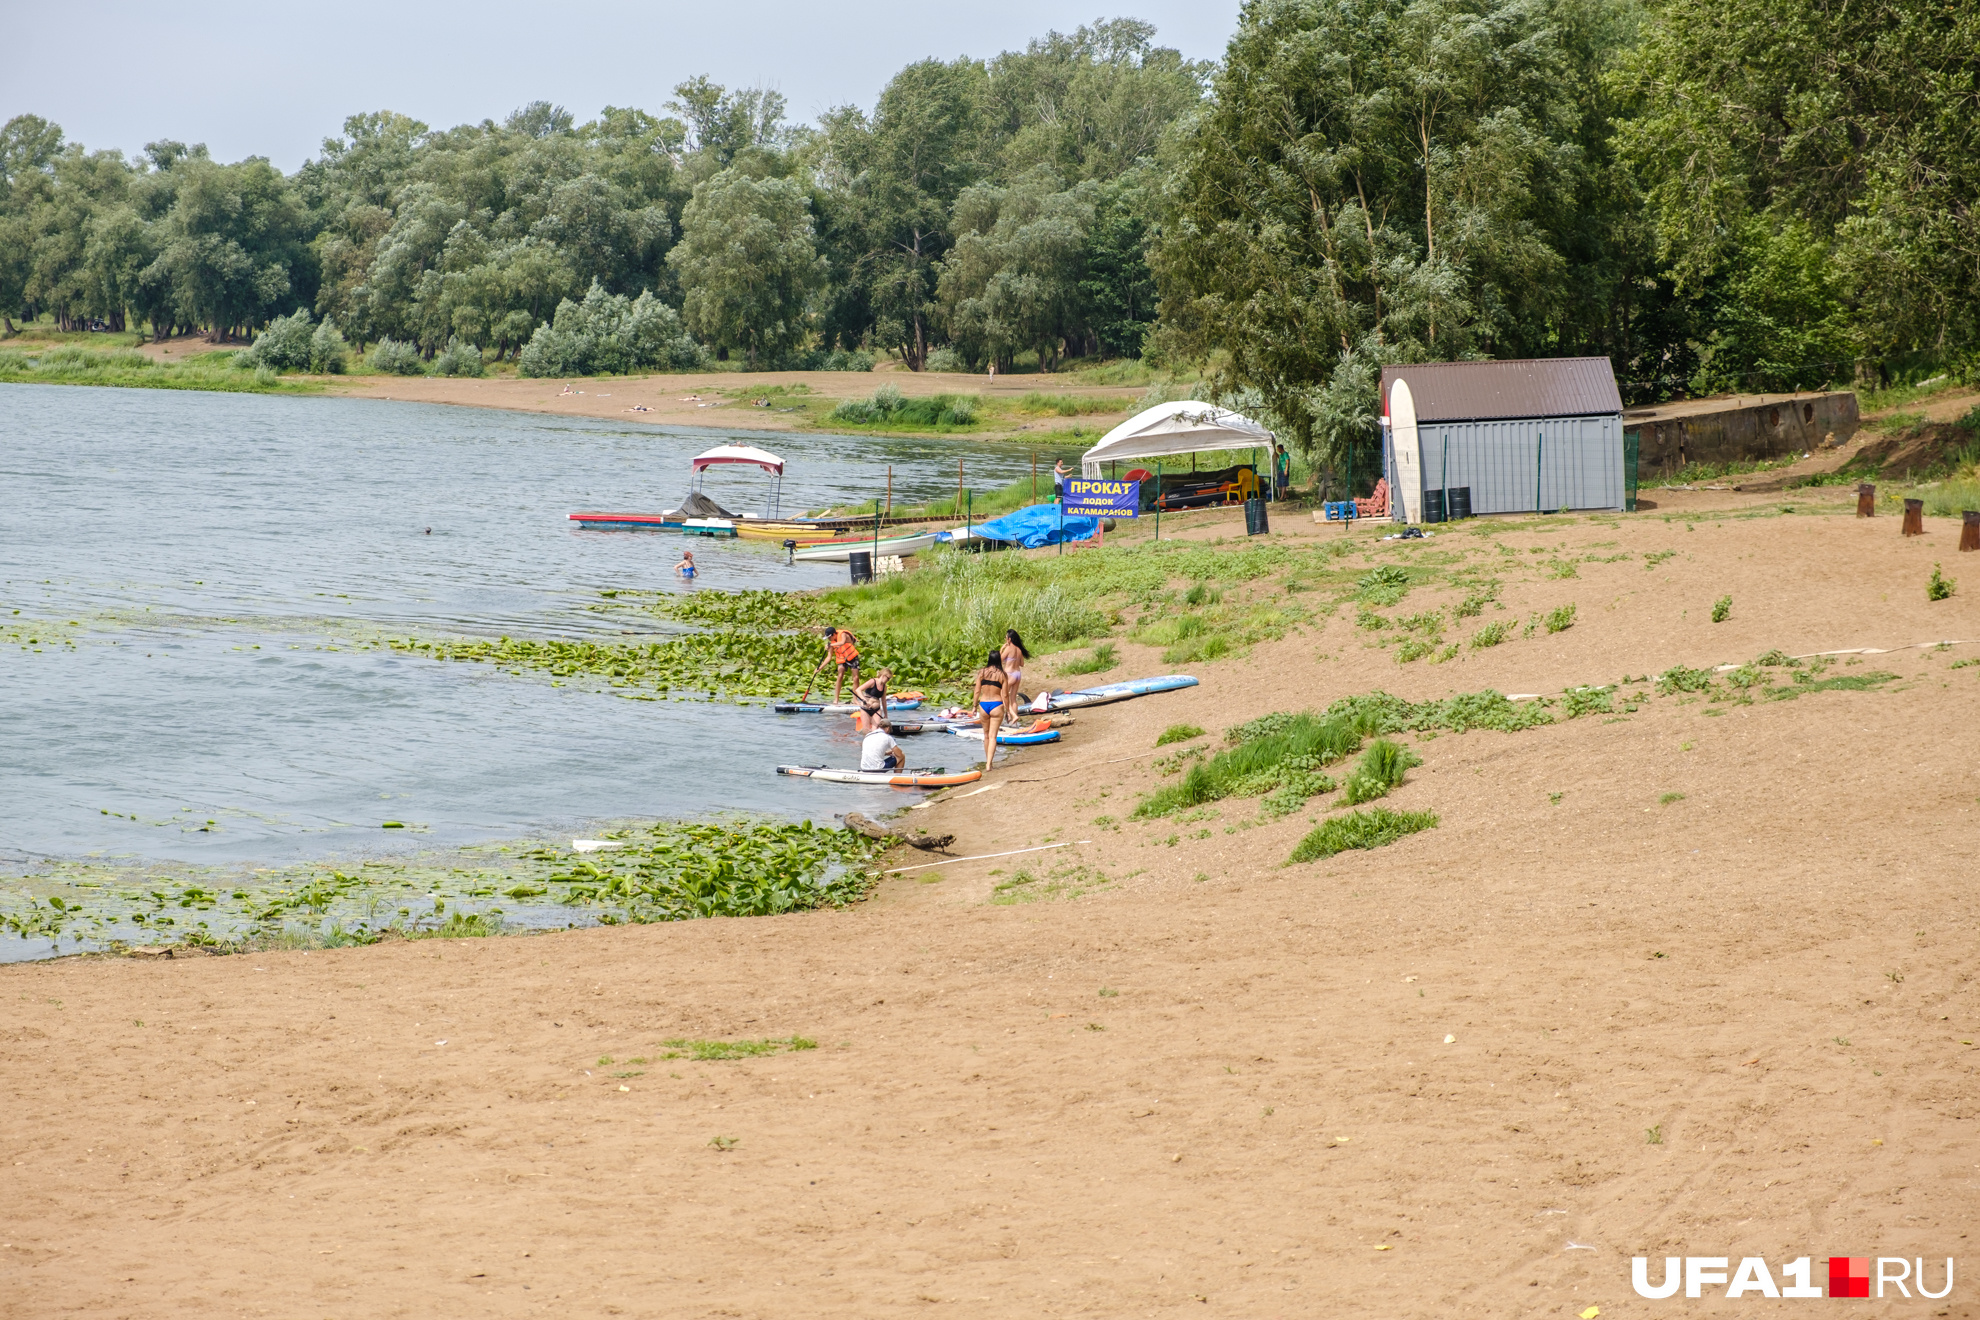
[
  {"left": 1614, "top": 0, "right": 1980, "bottom": 380},
  {"left": 1158, "top": 0, "right": 1639, "bottom": 465},
  {"left": 937, "top": 168, "right": 1098, "bottom": 371},
  {"left": 668, "top": 165, "right": 825, "bottom": 366},
  {"left": 812, "top": 58, "right": 993, "bottom": 368}
]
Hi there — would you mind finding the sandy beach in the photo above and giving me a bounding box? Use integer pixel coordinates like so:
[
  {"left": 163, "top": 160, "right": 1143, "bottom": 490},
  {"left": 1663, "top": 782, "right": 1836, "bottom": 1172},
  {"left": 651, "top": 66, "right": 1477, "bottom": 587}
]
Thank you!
[
  {"left": 323, "top": 367, "right": 1138, "bottom": 442},
  {"left": 5, "top": 477, "right": 1978, "bottom": 1317}
]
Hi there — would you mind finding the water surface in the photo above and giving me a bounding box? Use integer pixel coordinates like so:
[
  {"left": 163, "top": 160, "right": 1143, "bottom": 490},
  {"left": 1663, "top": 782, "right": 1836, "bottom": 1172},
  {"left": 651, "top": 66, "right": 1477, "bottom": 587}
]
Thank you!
[{"left": 0, "top": 383, "right": 1067, "bottom": 955}]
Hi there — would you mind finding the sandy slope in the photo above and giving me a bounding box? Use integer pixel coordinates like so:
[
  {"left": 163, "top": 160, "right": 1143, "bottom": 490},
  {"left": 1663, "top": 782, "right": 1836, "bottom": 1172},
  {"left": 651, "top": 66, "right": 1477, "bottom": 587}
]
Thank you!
[{"left": 5, "top": 499, "right": 1979, "bottom": 1318}]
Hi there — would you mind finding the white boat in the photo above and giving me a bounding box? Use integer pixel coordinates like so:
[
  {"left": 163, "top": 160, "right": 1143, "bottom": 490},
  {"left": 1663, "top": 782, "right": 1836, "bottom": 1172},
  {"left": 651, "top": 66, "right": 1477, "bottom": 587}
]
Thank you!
[{"left": 792, "top": 531, "right": 941, "bottom": 562}]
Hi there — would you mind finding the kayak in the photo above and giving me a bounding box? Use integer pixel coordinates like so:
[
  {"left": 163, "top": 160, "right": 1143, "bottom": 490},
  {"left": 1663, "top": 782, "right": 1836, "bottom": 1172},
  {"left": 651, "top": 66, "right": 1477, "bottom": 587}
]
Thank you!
[
  {"left": 792, "top": 532, "right": 942, "bottom": 562},
  {"left": 1029, "top": 675, "right": 1199, "bottom": 712},
  {"left": 776, "top": 765, "right": 982, "bottom": 787},
  {"left": 569, "top": 510, "right": 679, "bottom": 530},
  {"left": 772, "top": 698, "right": 923, "bottom": 714},
  {"left": 951, "top": 726, "right": 1061, "bottom": 746}
]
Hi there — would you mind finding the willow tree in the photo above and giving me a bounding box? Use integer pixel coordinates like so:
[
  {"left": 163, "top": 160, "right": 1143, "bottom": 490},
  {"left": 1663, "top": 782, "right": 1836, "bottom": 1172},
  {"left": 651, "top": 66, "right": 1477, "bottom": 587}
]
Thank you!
[{"left": 1158, "top": 0, "right": 1643, "bottom": 464}]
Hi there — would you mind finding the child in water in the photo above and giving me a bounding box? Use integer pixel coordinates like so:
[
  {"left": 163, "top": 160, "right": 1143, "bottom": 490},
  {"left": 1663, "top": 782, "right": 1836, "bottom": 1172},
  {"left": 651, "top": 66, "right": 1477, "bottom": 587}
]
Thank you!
[{"left": 674, "top": 550, "right": 697, "bottom": 579}]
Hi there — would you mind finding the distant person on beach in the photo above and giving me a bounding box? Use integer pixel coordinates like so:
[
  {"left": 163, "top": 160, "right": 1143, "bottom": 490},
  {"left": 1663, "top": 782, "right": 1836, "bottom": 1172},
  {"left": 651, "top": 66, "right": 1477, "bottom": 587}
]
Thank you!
[
  {"left": 674, "top": 550, "right": 696, "bottom": 579},
  {"left": 974, "top": 650, "right": 1008, "bottom": 769},
  {"left": 851, "top": 667, "right": 893, "bottom": 727},
  {"left": 1001, "top": 629, "right": 1030, "bottom": 708},
  {"left": 802, "top": 627, "right": 861, "bottom": 704},
  {"left": 860, "top": 719, "right": 904, "bottom": 773},
  {"left": 559, "top": 383, "right": 573, "bottom": 396}
]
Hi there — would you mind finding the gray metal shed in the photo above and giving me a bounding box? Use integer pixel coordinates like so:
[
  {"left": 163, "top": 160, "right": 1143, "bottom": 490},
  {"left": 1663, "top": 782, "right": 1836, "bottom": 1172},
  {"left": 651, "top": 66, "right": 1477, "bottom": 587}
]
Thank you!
[{"left": 1379, "top": 358, "right": 1625, "bottom": 522}]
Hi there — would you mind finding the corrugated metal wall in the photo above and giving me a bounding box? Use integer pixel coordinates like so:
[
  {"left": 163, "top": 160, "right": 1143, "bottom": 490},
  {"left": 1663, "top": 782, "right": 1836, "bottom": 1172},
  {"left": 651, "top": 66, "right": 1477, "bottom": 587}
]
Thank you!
[{"left": 1414, "top": 414, "right": 1623, "bottom": 517}]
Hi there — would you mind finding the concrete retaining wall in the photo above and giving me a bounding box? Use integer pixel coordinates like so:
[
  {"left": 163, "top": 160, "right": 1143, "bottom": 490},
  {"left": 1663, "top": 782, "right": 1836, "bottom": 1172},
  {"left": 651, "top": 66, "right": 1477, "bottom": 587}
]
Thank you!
[{"left": 1624, "top": 392, "right": 1859, "bottom": 476}]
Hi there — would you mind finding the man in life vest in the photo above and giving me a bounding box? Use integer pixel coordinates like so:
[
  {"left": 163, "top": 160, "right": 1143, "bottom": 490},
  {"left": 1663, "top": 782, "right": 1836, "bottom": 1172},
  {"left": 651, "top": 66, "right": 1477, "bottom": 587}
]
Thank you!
[{"left": 801, "top": 626, "right": 862, "bottom": 704}]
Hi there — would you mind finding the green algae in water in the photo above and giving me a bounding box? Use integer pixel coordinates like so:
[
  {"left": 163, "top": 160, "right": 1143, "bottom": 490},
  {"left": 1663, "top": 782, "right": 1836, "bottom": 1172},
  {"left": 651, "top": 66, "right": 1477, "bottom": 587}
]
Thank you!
[{"left": 1, "top": 817, "right": 885, "bottom": 957}]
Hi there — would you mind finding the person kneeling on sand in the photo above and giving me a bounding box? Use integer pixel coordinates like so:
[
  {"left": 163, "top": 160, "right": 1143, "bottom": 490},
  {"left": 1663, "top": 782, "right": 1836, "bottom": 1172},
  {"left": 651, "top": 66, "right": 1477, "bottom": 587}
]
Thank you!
[{"left": 860, "top": 720, "right": 904, "bottom": 773}]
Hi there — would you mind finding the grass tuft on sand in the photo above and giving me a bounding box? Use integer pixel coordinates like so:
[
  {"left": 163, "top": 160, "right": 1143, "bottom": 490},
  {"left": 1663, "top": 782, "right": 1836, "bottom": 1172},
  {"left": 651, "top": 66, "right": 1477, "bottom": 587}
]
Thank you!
[{"left": 1288, "top": 808, "right": 1440, "bottom": 863}]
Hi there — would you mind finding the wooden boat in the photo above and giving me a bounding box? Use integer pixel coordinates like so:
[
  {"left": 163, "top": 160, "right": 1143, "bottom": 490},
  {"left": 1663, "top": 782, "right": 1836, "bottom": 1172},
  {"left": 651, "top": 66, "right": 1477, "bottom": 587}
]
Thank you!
[
  {"left": 792, "top": 531, "right": 941, "bottom": 562},
  {"left": 735, "top": 523, "right": 859, "bottom": 545},
  {"left": 776, "top": 765, "right": 982, "bottom": 787}
]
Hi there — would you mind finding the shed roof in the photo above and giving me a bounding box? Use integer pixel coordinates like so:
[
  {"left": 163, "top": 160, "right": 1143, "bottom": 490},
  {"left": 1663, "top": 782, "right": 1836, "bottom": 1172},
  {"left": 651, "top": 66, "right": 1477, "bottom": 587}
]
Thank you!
[{"left": 1382, "top": 357, "right": 1621, "bottom": 423}]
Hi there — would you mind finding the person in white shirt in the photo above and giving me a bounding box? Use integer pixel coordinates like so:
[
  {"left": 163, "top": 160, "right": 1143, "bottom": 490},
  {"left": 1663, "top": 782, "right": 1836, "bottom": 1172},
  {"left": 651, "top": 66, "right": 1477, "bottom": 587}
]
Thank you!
[{"left": 860, "top": 721, "right": 904, "bottom": 773}]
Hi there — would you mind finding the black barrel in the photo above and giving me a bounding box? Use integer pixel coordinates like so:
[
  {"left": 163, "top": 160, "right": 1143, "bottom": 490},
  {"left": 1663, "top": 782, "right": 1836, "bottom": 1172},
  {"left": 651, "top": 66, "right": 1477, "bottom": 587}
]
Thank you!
[
  {"left": 1422, "top": 489, "right": 1446, "bottom": 524},
  {"left": 1446, "top": 486, "right": 1473, "bottom": 521},
  {"left": 1243, "top": 497, "right": 1270, "bottom": 536},
  {"left": 848, "top": 550, "right": 874, "bottom": 585}
]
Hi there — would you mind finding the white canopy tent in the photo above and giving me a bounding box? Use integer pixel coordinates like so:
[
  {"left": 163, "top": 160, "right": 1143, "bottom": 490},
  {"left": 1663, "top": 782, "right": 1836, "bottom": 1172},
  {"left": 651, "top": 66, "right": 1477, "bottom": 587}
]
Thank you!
[
  {"left": 689, "top": 444, "right": 787, "bottom": 516},
  {"left": 1080, "top": 402, "right": 1277, "bottom": 480}
]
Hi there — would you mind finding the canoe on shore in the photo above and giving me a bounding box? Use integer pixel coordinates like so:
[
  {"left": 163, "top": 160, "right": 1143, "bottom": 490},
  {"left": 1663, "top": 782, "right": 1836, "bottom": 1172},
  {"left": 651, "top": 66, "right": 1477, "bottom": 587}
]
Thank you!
[{"left": 776, "top": 765, "right": 982, "bottom": 787}]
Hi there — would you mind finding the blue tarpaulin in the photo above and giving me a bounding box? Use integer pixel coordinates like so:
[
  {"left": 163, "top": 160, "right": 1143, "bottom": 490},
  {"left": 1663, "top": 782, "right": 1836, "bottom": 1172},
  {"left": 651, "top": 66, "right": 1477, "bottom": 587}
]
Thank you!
[{"left": 961, "top": 503, "right": 1099, "bottom": 549}]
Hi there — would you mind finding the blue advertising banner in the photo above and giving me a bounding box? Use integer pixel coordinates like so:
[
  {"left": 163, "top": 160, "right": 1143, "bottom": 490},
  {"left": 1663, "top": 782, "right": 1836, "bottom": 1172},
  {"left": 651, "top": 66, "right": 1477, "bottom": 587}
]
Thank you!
[{"left": 1058, "top": 477, "right": 1140, "bottom": 519}]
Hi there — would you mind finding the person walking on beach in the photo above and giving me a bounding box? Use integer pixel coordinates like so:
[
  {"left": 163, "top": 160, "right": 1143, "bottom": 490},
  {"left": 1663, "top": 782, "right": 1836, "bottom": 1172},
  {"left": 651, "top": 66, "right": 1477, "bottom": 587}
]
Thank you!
[
  {"left": 674, "top": 550, "right": 697, "bottom": 579},
  {"left": 973, "top": 650, "right": 1009, "bottom": 770},
  {"left": 802, "top": 626, "right": 862, "bottom": 705},
  {"left": 1001, "top": 629, "right": 1030, "bottom": 710}
]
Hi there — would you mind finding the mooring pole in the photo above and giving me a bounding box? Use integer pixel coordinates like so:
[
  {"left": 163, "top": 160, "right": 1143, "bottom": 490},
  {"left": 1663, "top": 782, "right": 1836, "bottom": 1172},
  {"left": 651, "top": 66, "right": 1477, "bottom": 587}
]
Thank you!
[
  {"left": 885, "top": 465, "right": 892, "bottom": 517},
  {"left": 956, "top": 458, "right": 964, "bottom": 518}
]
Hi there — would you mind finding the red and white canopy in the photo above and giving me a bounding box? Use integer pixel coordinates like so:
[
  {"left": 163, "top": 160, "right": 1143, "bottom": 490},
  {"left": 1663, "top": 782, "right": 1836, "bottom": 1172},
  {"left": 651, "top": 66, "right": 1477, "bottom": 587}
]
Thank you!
[{"left": 690, "top": 444, "right": 785, "bottom": 475}]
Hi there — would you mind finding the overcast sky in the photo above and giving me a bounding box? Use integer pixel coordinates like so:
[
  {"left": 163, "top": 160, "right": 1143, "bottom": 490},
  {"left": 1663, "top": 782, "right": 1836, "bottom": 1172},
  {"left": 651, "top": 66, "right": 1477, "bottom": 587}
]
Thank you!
[{"left": 7, "top": 2, "right": 1243, "bottom": 172}]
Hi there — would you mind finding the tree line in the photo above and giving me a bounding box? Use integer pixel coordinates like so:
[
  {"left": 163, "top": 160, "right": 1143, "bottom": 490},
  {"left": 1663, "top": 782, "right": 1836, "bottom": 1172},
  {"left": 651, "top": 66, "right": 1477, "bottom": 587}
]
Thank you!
[{"left": 1, "top": 2, "right": 1973, "bottom": 467}]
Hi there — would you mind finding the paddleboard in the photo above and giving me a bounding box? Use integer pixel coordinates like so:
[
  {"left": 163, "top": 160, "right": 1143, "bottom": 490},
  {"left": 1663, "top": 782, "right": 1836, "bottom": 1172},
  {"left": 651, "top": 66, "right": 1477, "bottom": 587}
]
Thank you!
[
  {"left": 951, "top": 726, "right": 1061, "bottom": 746},
  {"left": 772, "top": 699, "right": 923, "bottom": 714},
  {"left": 1031, "top": 675, "right": 1199, "bottom": 712},
  {"left": 775, "top": 765, "right": 982, "bottom": 787}
]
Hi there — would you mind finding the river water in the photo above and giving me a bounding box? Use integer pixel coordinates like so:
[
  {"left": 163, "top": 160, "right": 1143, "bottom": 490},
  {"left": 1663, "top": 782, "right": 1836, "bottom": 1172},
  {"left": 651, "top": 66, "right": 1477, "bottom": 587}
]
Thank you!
[{"left": 0, "top": 382, "right": 1069, "bottom": 958}]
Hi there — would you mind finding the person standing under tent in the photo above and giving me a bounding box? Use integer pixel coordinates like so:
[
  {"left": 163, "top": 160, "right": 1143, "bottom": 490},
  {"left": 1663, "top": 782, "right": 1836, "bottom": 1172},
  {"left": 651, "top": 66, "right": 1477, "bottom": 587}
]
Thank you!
[
  {"left": 801, "top": 626, "right": 862, "bottom": 705},
  {"left": 973, "top": 651, "right": 1009, "bottom": 770}
]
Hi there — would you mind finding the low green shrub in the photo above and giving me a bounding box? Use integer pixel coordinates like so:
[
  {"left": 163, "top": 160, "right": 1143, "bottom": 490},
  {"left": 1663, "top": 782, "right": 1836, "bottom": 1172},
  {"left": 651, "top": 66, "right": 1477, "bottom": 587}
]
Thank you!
[
  {"left": 1156, "top": 723, "right": 1205, "bottom": 746},
  {"left": 368, "top": 337, "right": 426, "bottom": 375},
  {"left": 1287, "top": 807, "right": 1439, "bottom": 863},
  {"left": 1059, "top": 642, "right": 1118, "bottom": 675},
  {"left": 1339, "top": 739, "right": 1421, "bottom": 804}
]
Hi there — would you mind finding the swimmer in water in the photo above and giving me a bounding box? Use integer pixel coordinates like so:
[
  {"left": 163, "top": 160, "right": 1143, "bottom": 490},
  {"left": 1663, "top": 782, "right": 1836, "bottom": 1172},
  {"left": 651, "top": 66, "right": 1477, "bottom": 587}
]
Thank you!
[{"left": 674, "top": 550, "right": 697, "bottom": 579}]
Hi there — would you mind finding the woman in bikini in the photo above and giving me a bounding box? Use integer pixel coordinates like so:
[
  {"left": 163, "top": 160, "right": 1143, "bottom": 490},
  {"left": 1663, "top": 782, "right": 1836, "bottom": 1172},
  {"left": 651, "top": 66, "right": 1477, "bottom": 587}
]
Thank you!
[
  {"left": 850, "top": 666, "right": 893, "bottom": 730},
  {"left": 1001, "top": 629, "right": 1031, "bottom": 713},
  {"left": 973, "top": 651, "right": 1009, "bottom": 770}
]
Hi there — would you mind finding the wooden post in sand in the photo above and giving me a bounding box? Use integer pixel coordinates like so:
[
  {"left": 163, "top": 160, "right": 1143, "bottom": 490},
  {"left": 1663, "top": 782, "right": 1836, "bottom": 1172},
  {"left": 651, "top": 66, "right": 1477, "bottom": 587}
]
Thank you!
[
  {"left": 1857, "top": 483, "right": 1876, "bottom": 517},
  {"left": 1961, "top": 510, "right": 1979, "bottom": 552},
  {"left": 1902, "top": 498, "right": 1925, "bottom": 536}
]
